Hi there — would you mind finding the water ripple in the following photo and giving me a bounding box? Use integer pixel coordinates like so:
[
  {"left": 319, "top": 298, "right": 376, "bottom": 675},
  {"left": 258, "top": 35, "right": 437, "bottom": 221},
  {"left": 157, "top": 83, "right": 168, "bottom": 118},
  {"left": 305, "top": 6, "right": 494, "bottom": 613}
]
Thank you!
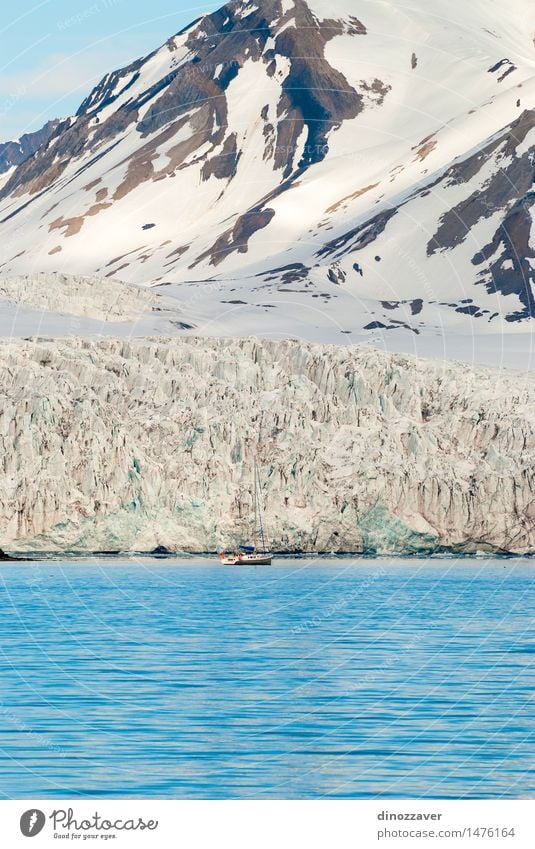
[{"left": 0, "top": 558, "right": 533, "bottom": 798}]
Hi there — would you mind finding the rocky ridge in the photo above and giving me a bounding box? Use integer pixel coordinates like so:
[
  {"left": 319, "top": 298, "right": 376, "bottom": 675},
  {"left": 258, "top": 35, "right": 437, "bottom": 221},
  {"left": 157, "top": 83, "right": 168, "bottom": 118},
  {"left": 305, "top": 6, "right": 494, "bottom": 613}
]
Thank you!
[{"left": 0, "top": 119, "right": 60, "bottom": 176}]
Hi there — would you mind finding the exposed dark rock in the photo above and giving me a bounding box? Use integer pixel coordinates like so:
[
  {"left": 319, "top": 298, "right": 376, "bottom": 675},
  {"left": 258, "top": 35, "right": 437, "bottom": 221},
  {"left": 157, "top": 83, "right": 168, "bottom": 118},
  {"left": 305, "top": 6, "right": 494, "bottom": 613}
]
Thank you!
[
  {"left": 137, "top": 63, "right": 225, "bottom": 138},
  {"left": 297, "top": 104, "right": 535, "bottom": 327},
  {"left": 328, "top": 263, "right": 346, "bottom": 284},
  {"left": 76, "top": 53, "right": 147, "bottom": 116},
  {"left": 201, "top": 132, "right": 240, "bottom": 181},
  {"left": 317, "top": 207, "right": 398, "bottom": 257},
  {"left": 192, "top": 207, "right": 276, "bottom": 267},
  {"left": 487, "top": 58, "right": 517, "bottom": 82},
  {"left": 262, "top": 263, "right": 310, "bottom": 285},
  {"left": 217, "top": 60, "right": 241, "bottom": 89},
  {"left": 488, "top": 58, "right": 510, "bottom": 73},
  {"left": 472, "top": 192, "right": 535, "bottom": 320},
  {"left": 380, "top": 298, "right": 423, "bottom": 315},
  {"left": 386, "top": 319, "right": 419, "bottom": 333},
  {"left": 0, "top": 117, "right": 81, "bottom": 199},
  {"left": 498, "top": 65, "right": 516, "bottom": 82},
  {"left": 346, "top": 16, "right": 367, "bottom": 36},
  {"left": 274, "top": 0, "right": 363, "bottom": 175},
  {"left": 365, "top": 320, "right": 418, "bottom": 334},
  {"left": 410, "top": 298, "right": 424, "bottom": 316},
  {"left": 428, "top": 110, "right": 535, "bottom": 256},
  {"left": 420, "top": 109, "right": 535, "bottom": 319},
  {"left": 359, "top": 78, "right": 391, "bottom": 106},
  {"left": 0, "top": 119, "right": 61, "bottom": 175},
  {"left": 456, "top": 304, "right": 482, "bottom": 316}
]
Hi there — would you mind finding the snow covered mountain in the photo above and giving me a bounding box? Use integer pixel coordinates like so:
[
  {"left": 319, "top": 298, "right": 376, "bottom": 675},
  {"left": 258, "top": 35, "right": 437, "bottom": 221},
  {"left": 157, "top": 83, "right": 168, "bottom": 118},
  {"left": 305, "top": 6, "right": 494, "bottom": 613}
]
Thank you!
[{"left": 0, "top": 0, "right": 534, "bottom": 348}]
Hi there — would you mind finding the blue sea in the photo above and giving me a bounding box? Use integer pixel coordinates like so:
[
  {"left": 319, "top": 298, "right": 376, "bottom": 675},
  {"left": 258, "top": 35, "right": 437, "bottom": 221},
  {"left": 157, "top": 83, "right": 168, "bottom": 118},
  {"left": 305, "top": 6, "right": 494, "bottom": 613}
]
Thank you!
[{"left": 0, "top": 557, "right": 532, "bottom": 799}]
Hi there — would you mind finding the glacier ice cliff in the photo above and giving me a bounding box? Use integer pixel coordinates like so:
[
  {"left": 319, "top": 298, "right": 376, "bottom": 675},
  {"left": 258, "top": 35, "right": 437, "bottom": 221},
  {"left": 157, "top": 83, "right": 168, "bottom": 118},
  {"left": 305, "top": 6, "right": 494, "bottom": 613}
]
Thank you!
[{"left": 0, "top": 337, "right": 534, "bottom": 554}]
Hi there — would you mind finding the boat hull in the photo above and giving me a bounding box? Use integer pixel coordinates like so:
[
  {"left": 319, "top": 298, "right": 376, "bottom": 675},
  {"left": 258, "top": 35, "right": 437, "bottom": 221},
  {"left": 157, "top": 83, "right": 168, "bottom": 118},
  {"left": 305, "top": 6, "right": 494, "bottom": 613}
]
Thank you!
[
  {"left": 220, "top": 553, "right": 272, "bottom": 566},
  {"left": 238, "top": 554, "right": 272, "bottom": 565}
]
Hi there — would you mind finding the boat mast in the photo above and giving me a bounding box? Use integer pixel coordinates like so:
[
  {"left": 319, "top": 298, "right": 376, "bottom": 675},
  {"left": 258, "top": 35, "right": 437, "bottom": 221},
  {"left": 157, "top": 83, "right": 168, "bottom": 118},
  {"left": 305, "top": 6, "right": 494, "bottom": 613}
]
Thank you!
[
  {"left": 254, "top": 463, "right": 267, "bottom": 553},
  {"left": 252, "top": 464, "right": 257, "bottom": 549}
]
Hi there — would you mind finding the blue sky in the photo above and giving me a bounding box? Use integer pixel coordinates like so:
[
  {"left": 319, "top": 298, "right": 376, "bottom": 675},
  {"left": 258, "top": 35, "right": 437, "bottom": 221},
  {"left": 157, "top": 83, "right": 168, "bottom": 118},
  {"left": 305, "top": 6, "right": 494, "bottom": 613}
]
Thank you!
[{"left": 0, "top": 0, "right": 220, "bottom": 141}]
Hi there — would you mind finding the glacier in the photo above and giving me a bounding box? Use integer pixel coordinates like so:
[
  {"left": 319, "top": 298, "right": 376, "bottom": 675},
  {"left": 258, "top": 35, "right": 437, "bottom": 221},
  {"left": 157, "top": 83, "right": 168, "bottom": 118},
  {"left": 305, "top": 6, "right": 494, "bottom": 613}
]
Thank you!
[{"left": 1, "top": 336, "right": 534, "bottom": 555}]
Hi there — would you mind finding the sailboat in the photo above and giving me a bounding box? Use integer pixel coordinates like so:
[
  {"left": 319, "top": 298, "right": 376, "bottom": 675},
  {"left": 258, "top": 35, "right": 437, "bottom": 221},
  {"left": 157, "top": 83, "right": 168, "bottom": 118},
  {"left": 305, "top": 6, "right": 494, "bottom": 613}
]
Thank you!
[{"left": 219, "top": 464, "right": 273, "bottom": 565}]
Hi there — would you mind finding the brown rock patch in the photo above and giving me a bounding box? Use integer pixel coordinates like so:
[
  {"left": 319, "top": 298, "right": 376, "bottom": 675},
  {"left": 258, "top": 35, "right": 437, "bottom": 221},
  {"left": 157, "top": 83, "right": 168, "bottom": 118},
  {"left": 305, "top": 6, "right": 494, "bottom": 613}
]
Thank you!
[
  {"left": 49, "top": 216, "right": 85, "bottom": 238},
  {"left": 326, "top": 182, "right": 378, "bottom": 214}
]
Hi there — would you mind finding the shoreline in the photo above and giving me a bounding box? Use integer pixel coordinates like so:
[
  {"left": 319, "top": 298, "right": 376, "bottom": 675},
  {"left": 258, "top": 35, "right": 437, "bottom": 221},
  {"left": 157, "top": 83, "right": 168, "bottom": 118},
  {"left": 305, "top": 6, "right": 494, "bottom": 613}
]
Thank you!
[{"left": 2, "top": 550, "right": 533, "bottom": 562}]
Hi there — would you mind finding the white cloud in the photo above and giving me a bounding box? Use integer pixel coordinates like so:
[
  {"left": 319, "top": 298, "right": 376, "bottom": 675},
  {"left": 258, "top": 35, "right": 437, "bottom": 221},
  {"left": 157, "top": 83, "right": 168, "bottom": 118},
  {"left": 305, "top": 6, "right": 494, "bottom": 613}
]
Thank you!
[
  {"left": 0, "top": 49, "right": 129, "bottom": 100},
  {"left": 0, "top": 40, "right": 149, "bottom": 140}
]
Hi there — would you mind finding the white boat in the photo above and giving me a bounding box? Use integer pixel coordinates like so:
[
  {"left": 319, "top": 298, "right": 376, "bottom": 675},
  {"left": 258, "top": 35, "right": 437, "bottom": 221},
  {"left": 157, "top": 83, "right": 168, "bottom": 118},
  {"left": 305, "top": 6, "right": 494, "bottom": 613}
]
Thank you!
[
  {"left": 220, "top": 464, "right": 273, "bottom": 566},
  {"left": 219, "top": 551, "right": 272, "bottom": 566}
]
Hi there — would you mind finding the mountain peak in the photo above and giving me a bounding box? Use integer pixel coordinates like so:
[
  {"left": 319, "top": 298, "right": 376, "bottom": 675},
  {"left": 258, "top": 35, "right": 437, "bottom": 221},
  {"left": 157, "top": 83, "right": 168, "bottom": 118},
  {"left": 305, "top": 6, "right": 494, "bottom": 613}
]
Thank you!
[{"left": 0, "top": 0, "right": 533, "bottom": 346}]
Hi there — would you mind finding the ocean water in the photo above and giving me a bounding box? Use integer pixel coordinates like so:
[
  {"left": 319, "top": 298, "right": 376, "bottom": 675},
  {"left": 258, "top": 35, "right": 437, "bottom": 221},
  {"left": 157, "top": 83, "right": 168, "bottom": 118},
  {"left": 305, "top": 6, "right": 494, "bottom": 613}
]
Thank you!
[{"left": 0, "top": 557, "right": 532, "bottom": 799}]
